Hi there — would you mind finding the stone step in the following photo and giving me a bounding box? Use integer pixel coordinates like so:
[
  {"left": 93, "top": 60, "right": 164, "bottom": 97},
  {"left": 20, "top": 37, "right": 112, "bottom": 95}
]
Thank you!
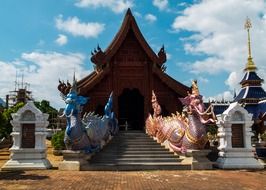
[
  {"left": 116, "top": 133, "right": 151, "bottom": 136},
  {"left": 113, "top": 138, "right": 155, "bottom": 142},
  {"left": 118, "top": 131, "right": 146, "bottom": 134},
  {"left": 93, "top": 150, "right": 172, "bottom": 155},
  {"left": 109, "top": 137, "right": 157, "bottom": 141},
  {"left": 116, "top": 136, "right": 149, "bottom": 138},
  {"left": 106, "top": 147, "right": 168, "bottom": 151},
  {"left": 108, "top": 144, "right": 164, "bottom": 149},
  {"left": 105, "top": 142, "right": 163, "bottom": 148},
  {"left": 82, "top": 163, "right": 191, "bottom": 171},
  {"left": 0, "top": 153, "right": 10, "bottom": 156},
  {"left": 0, "top": 150, "right": 10, "bottom": 153},
  {"left": 92, "top": 154, "right": 179, "bottom": 160},
  {"left": 117, "top": 133, "right": 148, "bottom": 136},
  {"left": 106, "top": 141, "right": 161, "bottom": 147},
  {"left": 91, "top": 157, "right": 181, "bottom": 163},
  {"left": 85, "top": 131, "right": 186, "bottom": 170},
  {"left": 92, "top": 151, "right": 179, "bottom": 156},
  {"left": 0, "top": 150, "right": 10, "bottom": 160}
]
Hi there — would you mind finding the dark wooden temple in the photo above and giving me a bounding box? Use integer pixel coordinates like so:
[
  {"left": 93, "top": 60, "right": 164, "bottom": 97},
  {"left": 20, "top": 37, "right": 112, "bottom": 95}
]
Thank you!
[{"left": 77, "top": 9, "right": 190, "bottom": 130}]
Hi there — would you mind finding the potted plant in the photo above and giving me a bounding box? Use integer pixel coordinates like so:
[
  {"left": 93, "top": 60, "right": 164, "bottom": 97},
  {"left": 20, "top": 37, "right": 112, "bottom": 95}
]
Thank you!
[
  {"left": 255, "top": 131, "right": 266, "bottom": 158},
  {"left": 51, "top": 130, "right": 65, "bottom": 156},
  {"left": 206, "top": 124, "right": 218, "bottom": 147},
  {"left": 261, "top": 132, "right": 266, "bottom": 143}
]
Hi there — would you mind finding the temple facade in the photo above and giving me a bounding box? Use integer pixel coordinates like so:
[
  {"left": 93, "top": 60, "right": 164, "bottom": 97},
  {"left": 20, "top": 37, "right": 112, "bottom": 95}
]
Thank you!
[{"left": 76, "top": 9, "right": 190, "bottom": 130}]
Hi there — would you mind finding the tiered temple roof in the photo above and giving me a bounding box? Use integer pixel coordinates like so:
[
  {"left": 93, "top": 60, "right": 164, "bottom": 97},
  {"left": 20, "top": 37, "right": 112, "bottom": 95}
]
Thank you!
[
  {"left": 234, "top": 18, "right": 266, "bottom": 106},
  {"left": 77, "top": 8, "right": 189, "bottom": 97},
  {"left": 211, "top": 18, "right": 266, "bottom": 133}
]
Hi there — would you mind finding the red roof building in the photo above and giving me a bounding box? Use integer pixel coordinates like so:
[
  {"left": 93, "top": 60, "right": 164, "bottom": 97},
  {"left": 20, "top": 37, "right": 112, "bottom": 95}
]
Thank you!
[{"left": 77, "top": 9, "right": 190, "bottom": 130}]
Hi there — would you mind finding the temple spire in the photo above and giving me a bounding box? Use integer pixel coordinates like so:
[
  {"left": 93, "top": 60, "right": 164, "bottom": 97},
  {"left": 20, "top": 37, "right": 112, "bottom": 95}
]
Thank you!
[
  {"left": 71, "top": 71, "right": 77, "bottom": 93},
  {"left": 244, "top": 17, "right": 257, "bottom": 71}
]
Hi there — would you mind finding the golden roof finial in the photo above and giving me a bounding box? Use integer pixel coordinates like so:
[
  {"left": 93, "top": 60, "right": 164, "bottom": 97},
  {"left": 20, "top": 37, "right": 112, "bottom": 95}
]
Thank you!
[
  {"left": 191, "top": 80, "right": 199, "bottom": 96},
  {"left": 244, "top": 17, "right": 257, "bottom": 72}
]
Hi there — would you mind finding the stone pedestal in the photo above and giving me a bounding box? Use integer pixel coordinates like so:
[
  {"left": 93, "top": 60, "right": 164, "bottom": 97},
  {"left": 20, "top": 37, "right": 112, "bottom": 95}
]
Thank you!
[
  {"left": 217, "top": 148, "right": 263, "bottom": 169},
  {"left": 216, "top": 102, "right": 263, "bottom": 169},
  {"left": 59, "top": 150, "right": 92, "bottom": 171},
  {"left": 185, "top": 149, "right": 213, "bottom": 170},
  {"left": 1, "top": 101, "right": 51, "bottom": 170}
]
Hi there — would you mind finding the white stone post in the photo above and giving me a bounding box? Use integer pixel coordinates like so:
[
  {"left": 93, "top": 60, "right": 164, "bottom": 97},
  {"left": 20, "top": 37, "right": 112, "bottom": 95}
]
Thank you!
[
  {"left": 216, "top": 102, "right": 263, "bottom": 169},
  {"left": 1, "top": 101, "right": 52, "bottom": 170}
]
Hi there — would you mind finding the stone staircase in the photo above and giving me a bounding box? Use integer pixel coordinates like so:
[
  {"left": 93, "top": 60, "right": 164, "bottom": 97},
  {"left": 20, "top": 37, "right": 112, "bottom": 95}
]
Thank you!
[
  {"left": 83, "top": 130, "right": 190, "bottom": 170},
  {"left": 0, "top": 148, "right": 10, "bottom": 160}
]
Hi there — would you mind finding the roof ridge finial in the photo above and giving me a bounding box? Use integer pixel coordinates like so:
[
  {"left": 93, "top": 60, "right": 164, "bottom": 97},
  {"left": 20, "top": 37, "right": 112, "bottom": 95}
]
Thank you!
[
  {"left": 191, "top": 80, "right": 199, "bottom": 96},
  {"left": 71, "top": 70, "right": 77, "bottom": 93},
  {"left": 126, "top": 8, "right": 132, "bottom": 16},
  {"left": 244, "top": 17, "right": 257, "bottom": 72}
]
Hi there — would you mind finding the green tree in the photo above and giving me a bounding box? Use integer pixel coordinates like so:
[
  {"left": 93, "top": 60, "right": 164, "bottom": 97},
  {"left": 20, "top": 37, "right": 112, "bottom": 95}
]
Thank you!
[
  {"left": 0, "top": 112, "right": 8, "bottom": 139},
  {"left": 34, "top": 100, "right": 58, "bottom": 128},
  {"left": 0, "top": 102, "right": 25, "bottom": 138}
]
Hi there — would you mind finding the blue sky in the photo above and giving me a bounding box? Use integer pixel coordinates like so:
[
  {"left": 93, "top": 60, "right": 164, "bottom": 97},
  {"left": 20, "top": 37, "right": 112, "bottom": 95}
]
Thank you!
[{"left": 1, "top": 0, "right": 266, "bottom": 109}]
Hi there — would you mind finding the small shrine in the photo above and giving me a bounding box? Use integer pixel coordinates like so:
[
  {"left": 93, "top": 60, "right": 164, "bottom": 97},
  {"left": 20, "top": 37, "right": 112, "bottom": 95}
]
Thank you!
[
  {"left": 216, "top": 102, "right": 263, "bottom": 169},
  {"left": 1, "top": 101, "right": 51, "bottom": 170}
]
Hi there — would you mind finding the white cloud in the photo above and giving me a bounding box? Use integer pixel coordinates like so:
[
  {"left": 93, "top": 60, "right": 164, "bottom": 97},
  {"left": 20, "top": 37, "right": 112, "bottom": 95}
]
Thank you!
[
  {"left": 144, "top": 14, "right": 157, "bottom": 23},
  {"left": 153, "top": 0, "right": 168, "bottom": 11},
  {"left": 75, "top": 0, "right": 133, "bottom": 14},
  {"left": 225, "top": 71, "right": 242, "bottom": 90},
  {"left": 166, "top": 53, "right": 171, "bottom": 60},
  {"left": 0, "top": 52, "right": 91, "bottom": 109},
  {"left": 55, "top": 34, "right": 68, "bottom": 46},
  {"left": 172, "top": 0, "right": 266, "bottom": 94},
  {"left": 134, "top": 11, "right": 142, "bottom": 18},
  {"left": 198, "top": 76, "right": 209, "bottom": 84},
  {"left": 55, "top": 15, "right": 105, "bottom": 38},
  {"left": 178, "top": 2, "right": 189, "bottom": 7}
]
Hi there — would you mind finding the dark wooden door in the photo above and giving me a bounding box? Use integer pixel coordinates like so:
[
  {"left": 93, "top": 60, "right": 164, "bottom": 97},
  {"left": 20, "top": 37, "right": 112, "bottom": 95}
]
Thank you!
[
  {"left": 231, "top": 124, "right": 244, "bottom": 148},
  {"left": 21, "top": 124, "right": 35, "bottom": 148},
  {"left": 118, "top": 88, "right": 144, "bottom": 130}
]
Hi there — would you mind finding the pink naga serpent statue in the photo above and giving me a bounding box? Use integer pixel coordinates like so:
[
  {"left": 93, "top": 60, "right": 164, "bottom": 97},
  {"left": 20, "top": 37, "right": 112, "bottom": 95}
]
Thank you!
[{"left": 146, "top": 80, "right": 216, "bottom": 153}]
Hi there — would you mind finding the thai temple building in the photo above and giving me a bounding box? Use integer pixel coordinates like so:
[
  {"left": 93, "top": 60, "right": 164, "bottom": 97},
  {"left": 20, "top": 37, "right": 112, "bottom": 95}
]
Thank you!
[
  {"left": 212, "top": 18, "right": 266, "bottom": 134},
  {"left": 74, "top": 9, "right": 190, "bottom": 130},
  {"left": 234, "top": 18, "right": 266, "bottom": 134}
]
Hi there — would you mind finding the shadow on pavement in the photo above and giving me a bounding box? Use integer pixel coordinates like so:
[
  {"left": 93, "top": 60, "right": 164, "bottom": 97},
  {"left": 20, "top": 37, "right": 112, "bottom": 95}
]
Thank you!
[{"left": 0, "top": 171, "right": 49, "bottom": 181}]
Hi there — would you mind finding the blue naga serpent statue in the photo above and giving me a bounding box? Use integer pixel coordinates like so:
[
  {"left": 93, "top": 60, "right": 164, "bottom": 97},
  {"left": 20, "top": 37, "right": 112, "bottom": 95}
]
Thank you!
[
  {"left": 146, "top": 80, "right": 216, "bottom": 153},
  {"left": 58, "top": 77, "right": 118, "bottom": 152}
]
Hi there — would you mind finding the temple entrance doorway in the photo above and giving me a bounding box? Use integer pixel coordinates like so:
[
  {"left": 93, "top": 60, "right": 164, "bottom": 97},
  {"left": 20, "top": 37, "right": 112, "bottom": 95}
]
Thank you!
[{"left": 118, "top": 88, "right": 144, "bottom": 130}]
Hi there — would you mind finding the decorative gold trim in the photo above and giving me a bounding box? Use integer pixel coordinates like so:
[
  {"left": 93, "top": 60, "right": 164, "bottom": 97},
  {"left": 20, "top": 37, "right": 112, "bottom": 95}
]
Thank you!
[
  {"left": 244, "top": 17, "right": 257, "bottom": 72},
  {"left": 185, "top": 129, "right": 207, "bottom": 146}
]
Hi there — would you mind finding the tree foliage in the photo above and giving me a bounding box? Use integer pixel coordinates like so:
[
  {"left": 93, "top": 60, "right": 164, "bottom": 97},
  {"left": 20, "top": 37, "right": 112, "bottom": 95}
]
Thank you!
[
  {"left": 51, "top": 130, "right": 65, "bottom": 150},
  {"left": 0, "top": 100, "right": 59, "bottom": 138},
  {"left": 34, "top": 100, "right": 58, "bottom": 128},
  {"left": 0, "top": 102, "right": 25, "bottom": 138}
]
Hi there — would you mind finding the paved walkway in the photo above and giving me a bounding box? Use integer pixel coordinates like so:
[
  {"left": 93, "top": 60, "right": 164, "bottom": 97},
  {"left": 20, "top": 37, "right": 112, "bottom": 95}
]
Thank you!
[
  {"left": 0, "top": 170, "right": 265, "bottom": 190},
  {"left": 1, "top": 141, "right": 266, "bottom": 190}
]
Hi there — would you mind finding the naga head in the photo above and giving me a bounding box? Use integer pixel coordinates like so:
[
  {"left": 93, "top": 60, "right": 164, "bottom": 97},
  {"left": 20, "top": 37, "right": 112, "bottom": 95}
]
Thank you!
[
  {"left": 180, "top": 80, "right": 216, "bottom": 124},
  {"left": 60, "top": 74, "right": 88, "bottom": 117},
  {"left": 151, "top": 90, "right": 162, "bottom": 118}
]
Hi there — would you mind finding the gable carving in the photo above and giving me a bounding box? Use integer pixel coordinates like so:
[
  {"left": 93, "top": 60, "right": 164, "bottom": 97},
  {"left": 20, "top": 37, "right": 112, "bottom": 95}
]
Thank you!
[{"left": 20, "top": 110, "right": 36, "bottom": 121}]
